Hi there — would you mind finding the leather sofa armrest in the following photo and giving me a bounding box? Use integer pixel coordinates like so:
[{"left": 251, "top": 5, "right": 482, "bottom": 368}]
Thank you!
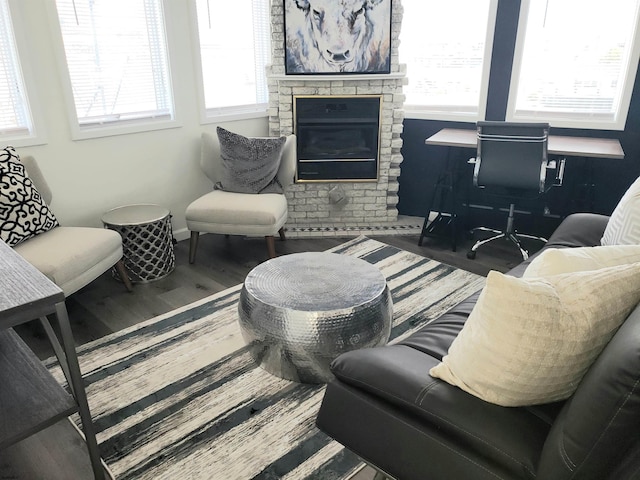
[{"left": 545, "top": 212, "right": 609, "bottom": 249}]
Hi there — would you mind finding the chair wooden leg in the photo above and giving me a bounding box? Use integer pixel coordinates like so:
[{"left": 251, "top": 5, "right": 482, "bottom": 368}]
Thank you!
[
  {"left": 278, "top": 227, "right": 286, "bottom": 241},
  {"left": 189, "top": 231, "right": 199, "bottom": 264},
  {"left": 115, "top": 259, "right": 133, "bottom": 292},
  {"left": 265, "top": 235, "right": 276, "bottom": 259}
]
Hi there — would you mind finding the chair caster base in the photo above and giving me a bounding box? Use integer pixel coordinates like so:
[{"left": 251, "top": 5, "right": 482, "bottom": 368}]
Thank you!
[{"left": 466, "top": 250, "right": 477, "bottom": 260}]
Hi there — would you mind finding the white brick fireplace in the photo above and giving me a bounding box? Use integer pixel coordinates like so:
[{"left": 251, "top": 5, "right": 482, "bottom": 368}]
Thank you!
[{"left": 267, "top": 0, "right": 412, "bottom": 236}]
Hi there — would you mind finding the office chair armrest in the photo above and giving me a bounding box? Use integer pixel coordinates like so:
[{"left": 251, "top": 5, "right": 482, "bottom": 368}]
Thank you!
[{"left": 545, "top": 157, "right": 566, "bottom": 187}]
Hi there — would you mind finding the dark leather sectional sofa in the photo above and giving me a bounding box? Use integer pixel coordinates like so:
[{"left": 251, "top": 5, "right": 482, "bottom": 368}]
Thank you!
[{"left": 316, "top": 213, "right": 640, "bottom": 480}]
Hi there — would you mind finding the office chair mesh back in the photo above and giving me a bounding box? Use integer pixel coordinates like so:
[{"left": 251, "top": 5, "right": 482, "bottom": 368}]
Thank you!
[{"left": 475, "top": 122, "right": 549, "bottom": 193}]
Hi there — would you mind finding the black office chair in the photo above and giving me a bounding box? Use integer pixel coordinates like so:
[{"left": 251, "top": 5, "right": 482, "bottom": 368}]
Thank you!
[{"left": 466, "top": 121, "right": 564, "bottom": 260}]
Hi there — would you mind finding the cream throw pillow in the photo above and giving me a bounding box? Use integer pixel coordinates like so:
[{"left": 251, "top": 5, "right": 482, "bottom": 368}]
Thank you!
[
  {"left": 524, "top": 245, "right": 640, "bottom": 277},
  {"left": 430, "top": 263, "right": 640, "bottom": 407},
  {"left": 601, "top": 176, "right": 640, "bottom": 245}
]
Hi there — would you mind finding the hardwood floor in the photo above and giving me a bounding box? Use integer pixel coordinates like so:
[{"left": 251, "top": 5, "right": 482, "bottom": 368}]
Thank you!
[{"left": 5, "top": 231, "right": 541, "bottom": 480}]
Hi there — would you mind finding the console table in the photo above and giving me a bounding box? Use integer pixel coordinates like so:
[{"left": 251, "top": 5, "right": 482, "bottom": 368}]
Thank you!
[{"left": 0, "top": 240, "right": 104, "bottom": 479}]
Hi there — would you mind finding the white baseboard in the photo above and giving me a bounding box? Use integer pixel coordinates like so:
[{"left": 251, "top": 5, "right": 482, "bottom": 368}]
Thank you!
[{"left": 172, "top": 227, "right": 192, "bottom": 242}]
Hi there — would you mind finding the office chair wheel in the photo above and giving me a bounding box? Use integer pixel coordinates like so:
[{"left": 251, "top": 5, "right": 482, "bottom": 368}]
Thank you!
[{"left": 466, "top": 250, "right": 476, "bottom": 260}]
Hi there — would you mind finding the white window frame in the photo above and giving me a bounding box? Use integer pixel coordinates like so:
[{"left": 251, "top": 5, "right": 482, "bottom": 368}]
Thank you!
[
  {"left": 190, "top": 0, "right": 270, "bottom": 124},
  {"left": 401, "top": 0, "right": 498, "bottom": 123},
  {"left": 47, "top": 0, "right": 181, "bottom": 140},
  {"left": 1, "top": 0, "right": 46, "bottom": 147},
  {"left": 507, "top": 0, "right": 640, "bottom": 131}
]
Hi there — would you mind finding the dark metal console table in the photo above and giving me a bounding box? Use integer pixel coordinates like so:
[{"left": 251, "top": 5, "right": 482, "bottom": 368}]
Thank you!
[{"left": 0, "top": 240, "right": 104, "bottom": 479}]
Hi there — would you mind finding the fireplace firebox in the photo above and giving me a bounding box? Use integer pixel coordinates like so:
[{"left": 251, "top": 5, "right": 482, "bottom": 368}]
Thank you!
[{"left": 294, "top": 95, "right": 382, "bottom": 182}]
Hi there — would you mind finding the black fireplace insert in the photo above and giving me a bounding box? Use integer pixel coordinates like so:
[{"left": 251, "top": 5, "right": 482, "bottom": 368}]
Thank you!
[{"left": 294, "top": 95, "right": 382, "bottom": 182}]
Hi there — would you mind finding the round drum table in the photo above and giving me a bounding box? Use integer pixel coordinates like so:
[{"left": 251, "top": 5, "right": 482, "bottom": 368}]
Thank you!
[
  {"left": 238, "top": 252, "right": 393, "bottom": 384},
  {"left": 102, "top": 204, "right": 175, "bottom": 283}
]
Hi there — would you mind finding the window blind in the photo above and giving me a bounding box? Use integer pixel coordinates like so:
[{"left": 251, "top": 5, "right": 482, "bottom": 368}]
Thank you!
[
  {"left": 509, "top": 0, "right": 640, "bottom": 129},
  {"left": 400, "top": 0, "right": 497, "bottom": 120},
  {"left": 195, "top": 0, "right": 271, "bottom": 115},
  {"left": 0, "top": 0, "right": 32, "bottom": 138},
  {"left": 55, "top": 0, "right": 173, "bottom": 127}
]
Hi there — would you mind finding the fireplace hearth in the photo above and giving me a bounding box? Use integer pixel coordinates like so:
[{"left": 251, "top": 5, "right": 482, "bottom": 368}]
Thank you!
[{"left": 294, "top": 95, "right": 381, "bottom": 182}]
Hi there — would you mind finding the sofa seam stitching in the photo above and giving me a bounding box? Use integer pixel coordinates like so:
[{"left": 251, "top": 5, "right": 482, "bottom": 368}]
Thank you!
[
  {"left": 566, "top": 374, "right": 640, "bottom": 479},
  {"left": 338, "top": 374, "right": 534, "bottom": 478},
  {"left": 345, "top": 384, "right": 510, "bottom": 480},
  {"left": 417, "top": 386, "right": 537, "bottom": 478}
]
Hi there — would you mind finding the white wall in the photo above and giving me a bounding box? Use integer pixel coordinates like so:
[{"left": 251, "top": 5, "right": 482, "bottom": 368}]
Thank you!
[{"left": 11, "top": 0, "right": 268, "bottom": 241}]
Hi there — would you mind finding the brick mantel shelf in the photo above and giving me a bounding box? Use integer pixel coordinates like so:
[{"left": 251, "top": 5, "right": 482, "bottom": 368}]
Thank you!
[{"left": 270, "top": 72, "right": 407, "bottom": 82}]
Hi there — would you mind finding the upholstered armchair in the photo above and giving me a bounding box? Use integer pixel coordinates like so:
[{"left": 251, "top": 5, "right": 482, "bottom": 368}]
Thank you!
[
  {"left": 12, "top": 155, "right": 132, "bottom": 296},
  {"left": 185, "top": 130, "right": 296, "bottom": 262}
]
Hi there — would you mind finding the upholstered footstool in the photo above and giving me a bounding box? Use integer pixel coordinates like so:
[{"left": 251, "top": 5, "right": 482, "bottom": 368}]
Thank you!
[{"left": 238, "top": 251, "right": 393, "bottom": 384}]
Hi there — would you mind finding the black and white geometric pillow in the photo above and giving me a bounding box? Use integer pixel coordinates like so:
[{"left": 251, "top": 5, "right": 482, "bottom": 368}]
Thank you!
[{"left": 0, "top": 146, "right": 59, "bottom": 246}]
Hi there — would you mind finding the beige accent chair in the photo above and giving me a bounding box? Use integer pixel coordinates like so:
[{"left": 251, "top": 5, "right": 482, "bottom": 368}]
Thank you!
[
  {"left": 185, "top": 132, "right": 296, "bottom": 262},
  {"left": 13, "top": 155, "right": 133, "bottom": 296}
]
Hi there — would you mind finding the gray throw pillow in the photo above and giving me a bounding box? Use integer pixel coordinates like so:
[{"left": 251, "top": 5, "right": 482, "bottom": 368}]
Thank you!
[{"left": 216, "top": 127, "right": 286, "bottom": 194}]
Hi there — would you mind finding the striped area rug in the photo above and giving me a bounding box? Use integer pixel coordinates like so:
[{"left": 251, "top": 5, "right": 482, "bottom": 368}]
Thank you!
[{"left": 48, "top": 236, "right": 485, "bottom": 480}]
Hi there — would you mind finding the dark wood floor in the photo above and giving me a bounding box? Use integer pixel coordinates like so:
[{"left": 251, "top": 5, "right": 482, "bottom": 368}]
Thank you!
[
  {"left": 5, "top": 231, "right": 542, "bottom": 480},
  {"left": 16, "top": 231, "right": 539, "bottom": 360}
]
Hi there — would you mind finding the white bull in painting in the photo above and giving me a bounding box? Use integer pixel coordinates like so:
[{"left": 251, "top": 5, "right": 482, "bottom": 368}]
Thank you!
[{"left": 285, "top": 0, "right": 391, "bottom": 73}]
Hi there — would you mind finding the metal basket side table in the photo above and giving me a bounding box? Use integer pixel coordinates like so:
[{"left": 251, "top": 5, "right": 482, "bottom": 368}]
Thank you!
[{"left": 102, "top": 204, "right": 175, "bottom": 284}]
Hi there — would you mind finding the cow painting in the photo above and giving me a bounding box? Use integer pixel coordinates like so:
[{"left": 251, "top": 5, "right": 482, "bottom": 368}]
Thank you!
[{"left": 284, "top": 0, "right": 391, "bottom": 74}]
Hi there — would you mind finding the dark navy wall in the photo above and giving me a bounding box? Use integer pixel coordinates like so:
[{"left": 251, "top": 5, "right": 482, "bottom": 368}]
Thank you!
[{"left": 398, "top": 0, "right": 640, "bottom": 224}]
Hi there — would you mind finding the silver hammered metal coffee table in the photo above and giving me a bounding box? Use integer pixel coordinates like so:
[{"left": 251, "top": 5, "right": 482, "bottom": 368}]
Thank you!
[{"left": 238, "top": 251, "right": 393, "bottom": 384}]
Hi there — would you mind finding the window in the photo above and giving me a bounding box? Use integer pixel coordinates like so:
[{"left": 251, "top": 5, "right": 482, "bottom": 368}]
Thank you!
[
  {"left": 0, "top": 0, "right": 37, "bottom": 144},
  {"left": 508, "top": 0, "right": 640, "bottom": 130},
  {"left": 193, "top": 0, "right": 271, "bottom": 121},
  {"left": 399, "top": 0, "right": 498, "bottom": 122},
  {"left": 54, "top": 0, "right": 175, "bottom": 138}
]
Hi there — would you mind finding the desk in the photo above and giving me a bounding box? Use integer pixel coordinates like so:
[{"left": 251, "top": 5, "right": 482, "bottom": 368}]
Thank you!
[
  {"left": 419, "top": 128, "right": 625, "bottom": 250},
  {"left": 425, "top": 128, "right": 625, "bottom": 159},
  {"left": 0, "top": 240, "right": 104, "bottom": 479}
]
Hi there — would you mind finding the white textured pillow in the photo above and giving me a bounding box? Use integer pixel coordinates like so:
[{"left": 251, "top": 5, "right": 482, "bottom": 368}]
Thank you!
[
  {"left": 430, "top": 263, "right": 640, "bottom": 407},
  {"left": 601, "top": 176, "right": 640, "bottom": 245},
  {"left": 524, "top": 245, "right": 640, "bottom": 277}
]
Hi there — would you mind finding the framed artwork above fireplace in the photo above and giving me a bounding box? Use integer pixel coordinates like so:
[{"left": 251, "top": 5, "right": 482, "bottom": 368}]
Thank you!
[{"left": 284, "top": 0, "right": 392, "bottom": 75}]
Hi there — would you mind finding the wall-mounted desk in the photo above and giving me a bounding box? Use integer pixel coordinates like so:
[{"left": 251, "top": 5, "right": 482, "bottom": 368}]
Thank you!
[
  {"left": 425, "top": 128, "right": 625, "bottom": 159},
  {"left": 419, "top": 128, "right": 624, "bottom": 250}
]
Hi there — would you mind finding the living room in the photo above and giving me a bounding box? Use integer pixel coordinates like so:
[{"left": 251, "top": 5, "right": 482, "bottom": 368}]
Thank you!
[
  {"left": 4, "top": 0, "right": 639, "bottom": 236},
  {"left": 2, "top": 0, "right": 640, "bottom": 479}
]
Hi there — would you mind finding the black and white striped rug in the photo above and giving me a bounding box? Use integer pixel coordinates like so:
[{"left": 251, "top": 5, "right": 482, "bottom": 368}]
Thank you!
[{"left": 48, "top": 236, "right": 485, "bottom": 480}]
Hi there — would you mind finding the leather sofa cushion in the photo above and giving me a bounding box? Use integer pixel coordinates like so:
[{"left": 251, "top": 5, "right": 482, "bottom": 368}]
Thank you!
[
  {"left": 331, "top": 344, "right": 563, "bottom": 479},
  {"left": 399, "top": 291, "right": 478, "bottom": 359}
]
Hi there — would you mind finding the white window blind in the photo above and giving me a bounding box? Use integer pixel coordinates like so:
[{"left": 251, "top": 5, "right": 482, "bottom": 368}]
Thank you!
[
  {"left": 0, "top": 0, "right": 33, "bottom": 139},
  {"left": 55, "top": 0, "right": 174, "bottom": 129},
  {"left": 194, "top": 0, "right": 271, "bottom": 117},
  {"left": 508, "top": 0, "right": 640, "bottom": 130},
  {"left": 400, "top": 0, "right": 497, "bottom": 121}
]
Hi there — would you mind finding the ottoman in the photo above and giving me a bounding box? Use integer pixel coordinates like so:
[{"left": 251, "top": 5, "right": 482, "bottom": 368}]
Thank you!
[{"left": 238, "top": 251, "right": 393, "bottom": 383}]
